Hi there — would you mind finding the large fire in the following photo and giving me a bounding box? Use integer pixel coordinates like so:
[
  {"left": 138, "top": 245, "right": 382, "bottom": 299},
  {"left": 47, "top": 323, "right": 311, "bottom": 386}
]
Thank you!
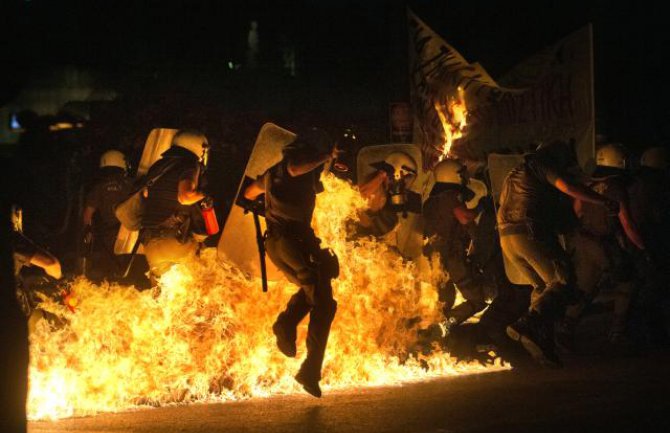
[
  {"left": 27, "top": 175, "right": 506, "bottom": 420},
  {"left": 434, "top": 86, "right": 468, "bottom": 161}
]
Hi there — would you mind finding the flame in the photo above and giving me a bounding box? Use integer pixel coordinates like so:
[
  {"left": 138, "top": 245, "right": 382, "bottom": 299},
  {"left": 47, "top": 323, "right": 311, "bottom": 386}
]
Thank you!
[
  {"left": 434, "top": 87, "right": 468, "bottom": 161},
  {"left": 27, "top": 175, "right": 507, "bottom": 420}
]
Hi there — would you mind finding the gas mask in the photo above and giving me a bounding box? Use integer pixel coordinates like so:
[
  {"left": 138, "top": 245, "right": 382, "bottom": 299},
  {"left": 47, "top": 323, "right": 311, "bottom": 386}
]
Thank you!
[{"left": 371, "top": 151, "right": 420, "bottom": 216}]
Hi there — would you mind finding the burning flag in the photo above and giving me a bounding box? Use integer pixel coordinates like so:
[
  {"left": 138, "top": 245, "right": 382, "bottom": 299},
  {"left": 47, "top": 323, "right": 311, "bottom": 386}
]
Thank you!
[{"left": 434, "top": 87, "right": 468, "bottom": 161}]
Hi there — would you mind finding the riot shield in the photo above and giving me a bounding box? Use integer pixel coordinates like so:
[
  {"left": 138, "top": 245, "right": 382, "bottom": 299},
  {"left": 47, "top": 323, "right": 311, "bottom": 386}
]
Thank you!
[
  {"left": 217, "top": 123, "right": 296, "bottom": 280},
  {"left": 114, "top": 128, "right": 178, "bottom": 255}
]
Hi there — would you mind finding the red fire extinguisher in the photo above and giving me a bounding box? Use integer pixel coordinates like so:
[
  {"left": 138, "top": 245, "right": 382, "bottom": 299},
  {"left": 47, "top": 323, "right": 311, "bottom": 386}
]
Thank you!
[{"left": 200, "top": 196, "right": 220, "bottom": 235}]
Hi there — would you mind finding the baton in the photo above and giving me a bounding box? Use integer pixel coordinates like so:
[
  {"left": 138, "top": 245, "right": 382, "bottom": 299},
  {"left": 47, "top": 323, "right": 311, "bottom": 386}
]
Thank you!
[{"left": 251, "top": 211, "right": 268, "bottom": 292}]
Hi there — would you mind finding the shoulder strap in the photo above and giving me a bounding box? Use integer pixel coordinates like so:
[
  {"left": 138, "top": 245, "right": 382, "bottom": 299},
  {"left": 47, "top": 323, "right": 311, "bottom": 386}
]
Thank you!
[
  {"left": 144, "top": 158, "right": 181, "bottom": 189},
  {"left": 127, "top": 158, "right": 181, "bottom": 197}
]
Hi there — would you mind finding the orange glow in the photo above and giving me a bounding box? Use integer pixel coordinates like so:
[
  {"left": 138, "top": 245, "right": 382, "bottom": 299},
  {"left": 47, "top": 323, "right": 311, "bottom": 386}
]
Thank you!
[
  {"left": 434, "top": 87, "right": 468, "bottom": 161},
  {"left": 27, "top": 175, "right": 506, "bottom": 420}
]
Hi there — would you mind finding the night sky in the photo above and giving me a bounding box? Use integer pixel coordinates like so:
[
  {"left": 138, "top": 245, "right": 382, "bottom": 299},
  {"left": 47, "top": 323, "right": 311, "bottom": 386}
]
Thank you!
[{"left": 2, "top": 0, "right": 668, "bottom": 147}]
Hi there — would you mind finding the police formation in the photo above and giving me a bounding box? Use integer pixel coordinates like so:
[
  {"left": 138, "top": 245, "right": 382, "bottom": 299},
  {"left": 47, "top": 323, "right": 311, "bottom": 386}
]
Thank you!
[{"left": 10, "top": 127, "right": 670, "bottom": 398}]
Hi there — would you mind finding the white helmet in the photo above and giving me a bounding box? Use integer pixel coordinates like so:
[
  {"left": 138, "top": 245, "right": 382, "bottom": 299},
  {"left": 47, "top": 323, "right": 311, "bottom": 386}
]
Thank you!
[
  {"left": 640, "top": 146, "right": 668, "bottom": 170},
  {"left": 384, "top": 151, "right": 418, "bottom": 186},
  {"left": 172, "top": 130, "right": 210, "bottom": 165},
  {"left": 433, "top": 158, "right": 466, "bottom": 185},
  {"left": 595, "top": 144, "right": 626, "bottom": 169},
  {"left": 99, "top": 150, "right": 128, "bottom": 170}
]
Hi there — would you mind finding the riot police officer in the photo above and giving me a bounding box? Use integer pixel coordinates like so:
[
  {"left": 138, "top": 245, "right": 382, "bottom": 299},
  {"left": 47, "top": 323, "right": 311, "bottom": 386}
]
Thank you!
[
  {"left": 356, "top": 151, "right": 418, "bottom": 237},
  {"left": 424, "top": 159, "right": 489, "bottom": 330},
  {"left": 82, "top": 150, "right": 132, "bottom": 280},
  {"left": 243, "top": 127, "right": 339, "bottom": 398},
  {"left": 557, "top": 144, "right": 646, "bottom": 350},
  {"left": 141, "top": 130, "right": 210, "bottom": 280}
]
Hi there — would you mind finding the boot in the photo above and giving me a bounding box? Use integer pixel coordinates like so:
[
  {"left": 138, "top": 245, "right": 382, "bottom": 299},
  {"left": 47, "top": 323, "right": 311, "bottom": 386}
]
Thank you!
[
  {"left": 507, "top": 312, "right": 561, "bottom": 368},
  {"left": 295, "top": 366, "right": 322, "bottom": 398},
  {"left": 273, "top": 291, "right": 311, "bottom": 358},
  {"left": 295, "top": 300, "right": 337, "bottom": 397}
]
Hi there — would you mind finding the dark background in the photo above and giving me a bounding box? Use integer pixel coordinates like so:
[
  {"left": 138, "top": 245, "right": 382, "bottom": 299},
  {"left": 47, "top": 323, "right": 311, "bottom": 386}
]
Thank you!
[
  {"left": 1, "top": 0, "right": 667, "bottom": 261},
  {"left": 2, "top": 0, "right": 668, "bottom": 147},
  {"left": 0, "top": 3, "right": 667, "bottom": 429}
]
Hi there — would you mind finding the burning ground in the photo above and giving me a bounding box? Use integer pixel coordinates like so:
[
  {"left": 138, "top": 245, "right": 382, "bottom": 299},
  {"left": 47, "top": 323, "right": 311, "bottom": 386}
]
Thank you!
[{"left": 27, "top": 175, "right": 507, "bottom": 420}]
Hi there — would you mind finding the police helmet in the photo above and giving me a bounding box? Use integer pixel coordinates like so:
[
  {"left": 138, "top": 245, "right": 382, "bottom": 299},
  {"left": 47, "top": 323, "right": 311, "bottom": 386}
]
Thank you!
[
  {"left": 172, "top": 130, "right": 210, "bottom": 165},
  {"left": 99, "top": 150, "right": 128, "bottom": 171},
  {"left": 433, "top": 158, "right": 466, "bottom": 185},
  {"left": 596, "top": 144, "right": 626, "bottom": 169}
]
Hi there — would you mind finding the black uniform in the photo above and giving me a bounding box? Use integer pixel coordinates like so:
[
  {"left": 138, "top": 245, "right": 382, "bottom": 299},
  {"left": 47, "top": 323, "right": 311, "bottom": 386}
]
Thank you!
[
  {"left": 84, "top": 167, "right": 131, "bottom": 279},
  {"left": 263, "top": 151, "right": 338, "bottom": 384},
  {"left": 424, "top": 183, "right": 519, "bottom": 328},
  {"left": 424, "top": 187, "right": 483, "bottom": 320},
  {"left": 142, "top": 147, "right": 207, "bottom": 277}
]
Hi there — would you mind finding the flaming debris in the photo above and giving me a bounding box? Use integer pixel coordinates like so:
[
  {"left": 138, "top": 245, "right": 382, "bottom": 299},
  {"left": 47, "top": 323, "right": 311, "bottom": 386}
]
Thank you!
[
  {"left": 434, "top": 87, "right": 468, "bottom": 161},
  {"left": 28, "top": 175, "right": 507, "bottom": 420}
]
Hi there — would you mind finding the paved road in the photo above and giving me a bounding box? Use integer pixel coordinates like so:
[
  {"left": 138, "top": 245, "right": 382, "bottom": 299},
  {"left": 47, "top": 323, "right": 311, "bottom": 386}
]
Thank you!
[{"left": 30, "top": 351, "right": 670, "bottom": 433}]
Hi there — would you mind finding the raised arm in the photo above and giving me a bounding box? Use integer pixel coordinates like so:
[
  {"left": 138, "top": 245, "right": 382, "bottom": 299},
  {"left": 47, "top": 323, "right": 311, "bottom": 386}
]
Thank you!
[
  {"left": 287, "top": 154, "right": 330, "bottom": 177},
  {"left": 553, "top": 176, "right": 617, "bottom": 211},
  {"left": 287, "top": 146, "right": 340, "bottom": 177}
]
